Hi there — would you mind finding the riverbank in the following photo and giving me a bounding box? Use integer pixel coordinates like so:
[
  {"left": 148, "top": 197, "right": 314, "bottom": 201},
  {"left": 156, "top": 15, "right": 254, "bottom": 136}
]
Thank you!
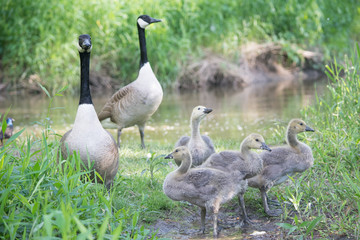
[{"left": 1, "top": 49, "right": 359, "bottom": 239}]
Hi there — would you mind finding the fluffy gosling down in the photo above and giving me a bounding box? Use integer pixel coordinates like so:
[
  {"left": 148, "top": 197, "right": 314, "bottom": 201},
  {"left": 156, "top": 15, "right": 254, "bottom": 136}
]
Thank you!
[
  {"left": 248, "top": 119, "right": 315, "bottom": 216},
  {"left": 163, "top": 146, "right": 244, "bottom": 238},
  {"left": 60, "top": 34, "right": 119, "bottom": 190},
  {"left": 200, "top": 133, "right": 271, "bottom": 224},
  {"left": 98, "top": 15, "right": 163, "bottom": 149},
  {"left": 174, "top": 106, "right": 215, "bottom": 167}
]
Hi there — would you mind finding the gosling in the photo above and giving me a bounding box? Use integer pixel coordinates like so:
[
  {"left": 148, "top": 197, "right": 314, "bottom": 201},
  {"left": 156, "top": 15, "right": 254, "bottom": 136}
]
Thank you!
[
  {"left": 163, "top": 146, "right": 244, "bottom": 238},
  {"left": 174, "top": 106, "right": 215, "bottom": 167},
  {"left": 200, "top": 133, "right": 271, "bottom": 224},
  {"left": 247, "top": 119, "right": 315, "bottom": 216}
]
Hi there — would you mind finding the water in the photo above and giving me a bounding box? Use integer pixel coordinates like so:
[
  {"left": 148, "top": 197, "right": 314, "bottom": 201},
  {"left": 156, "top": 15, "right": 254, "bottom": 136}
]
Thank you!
[{"left": 0, "top": 78, "right": 327, "bottom": 146}]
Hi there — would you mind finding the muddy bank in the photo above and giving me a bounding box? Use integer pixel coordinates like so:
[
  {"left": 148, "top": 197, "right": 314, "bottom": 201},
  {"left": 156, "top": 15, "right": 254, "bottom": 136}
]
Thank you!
[{"left": 176, "top": 43, "right": 324, "bottom": 90}]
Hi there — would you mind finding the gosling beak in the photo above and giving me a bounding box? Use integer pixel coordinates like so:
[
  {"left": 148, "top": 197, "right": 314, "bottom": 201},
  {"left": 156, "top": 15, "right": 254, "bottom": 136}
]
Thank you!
[
  {"left": 305, "top": 125, "right": 315, "bottom": 132},
  {"left": 150, "top": 17, "right": 162, "bottom": 24},
  {"left": 203, "top": 108, "right": 213, "bottom": 114},
  {"left": 164, "top": 153, "right": 173, "bottom": 159},
  {"left": 261, "top": 142, "right": 272, "bottom": 152}
]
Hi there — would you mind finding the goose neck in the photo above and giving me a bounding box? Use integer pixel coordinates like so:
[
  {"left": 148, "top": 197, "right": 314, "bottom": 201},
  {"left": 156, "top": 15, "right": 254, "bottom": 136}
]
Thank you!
[
  {"left": 138, "top": 24, "right": 148, "bottom": 68},
  {"left": 287, "top": 127, "right": 299, "bottom": 148},
  {"left": 190, "top": 118, "right": 202, "bottom": 140},
  {"left": 79, "top": 52, "right": 93, "bottom": 105},
  {"left": 177, "top": 155, "right": 192, "bottom": 174}
]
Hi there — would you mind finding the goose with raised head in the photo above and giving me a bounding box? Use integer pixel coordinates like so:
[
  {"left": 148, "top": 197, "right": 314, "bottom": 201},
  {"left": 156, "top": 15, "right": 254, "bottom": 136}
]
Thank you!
[
  {"left": 247, "top": 119, "right": 315, "bottom": 216},
  {"left": 60, "top": 34, "right": 119, "bottom": 190},
  {"left": 98, "top": 15, "right": 163, "bottom": 149},
  {"left": 174, "top": 106, "right": 215, "bottom": 167},
  {"left": 0, "top": 117, "right": 14, "bottom": 146},
  {"left": 200, "top": 133, "right": 271, "bottom": 224},
  {"left": 163, "top": 146, "right": 244, "bottom": 238}
]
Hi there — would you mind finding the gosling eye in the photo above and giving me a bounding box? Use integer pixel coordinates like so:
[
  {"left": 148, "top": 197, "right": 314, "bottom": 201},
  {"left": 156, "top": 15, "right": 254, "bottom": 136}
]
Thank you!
[
  {"left": 175, "top": 149, "right": 179, "bottom": 153},
  {"left": 255, "top": 139, "right": 259, "bottom": 142},
  {"left": 300, "top": 123, "right": 304, "bottom": 126},
  {"left": 198, "top": 107, "right": 200, "bottom": 110}
]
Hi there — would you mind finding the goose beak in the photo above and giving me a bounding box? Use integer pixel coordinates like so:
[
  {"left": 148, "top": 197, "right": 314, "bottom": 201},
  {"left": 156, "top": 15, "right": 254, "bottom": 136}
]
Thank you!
[
  {"left": 305, "top": 125, "right": 315, "bottom": 132},
  {"left": 203, "top": 108, "right": 213, "bottom": 114},
  {"left": 150, "top": 17, "right": 162, "bottom": 24},
  {"left": 165, "top": 153, "right": 173, "bottom": 159},
  {"left": 261, "top": 142, "right": 272, "bottom": 152}
]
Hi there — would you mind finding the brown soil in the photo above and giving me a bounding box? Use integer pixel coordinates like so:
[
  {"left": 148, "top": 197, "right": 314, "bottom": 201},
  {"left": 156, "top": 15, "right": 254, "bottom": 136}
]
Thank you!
[
  {"left": 176, "top": 43, "right": 324, "bottom": 90},
  {"left": 150, "top": 199, "right": 291, "bottom": 239}
]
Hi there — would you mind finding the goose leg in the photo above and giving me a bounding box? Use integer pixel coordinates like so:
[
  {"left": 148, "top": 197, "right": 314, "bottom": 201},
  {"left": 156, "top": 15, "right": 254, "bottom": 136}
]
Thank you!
[
  {"left": 200, "top": 207, "right": 206, "bottom": 234},
  {"left": 238, "top": 193, "right": 253, "bottom": 225},
  {"left": 138, "top": 124, "right": 145, "bottom": 149},
  {"left": 117, "top": 128, "right": 122, "bottom": 148},
  {"left": 261, "top": 188, "right": 282, "bottom": 216},
  {"left": 266, "top": 192, "right": 280, "bottom": 206}
]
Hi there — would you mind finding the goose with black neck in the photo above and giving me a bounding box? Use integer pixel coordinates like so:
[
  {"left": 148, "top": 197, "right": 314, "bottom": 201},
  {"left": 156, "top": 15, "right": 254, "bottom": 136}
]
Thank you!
[
  {"left": 60, "top": 34, "right": 119, "bottom": 190},
  {"left": 98, "top": 15, "right": 163, "bottom": 149}
]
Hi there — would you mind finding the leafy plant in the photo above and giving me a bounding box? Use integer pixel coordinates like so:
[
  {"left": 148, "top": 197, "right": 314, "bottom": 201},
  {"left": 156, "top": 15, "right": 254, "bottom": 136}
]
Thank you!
[{"left": 141, "top": 152, "right": 166, "bottom": 187}]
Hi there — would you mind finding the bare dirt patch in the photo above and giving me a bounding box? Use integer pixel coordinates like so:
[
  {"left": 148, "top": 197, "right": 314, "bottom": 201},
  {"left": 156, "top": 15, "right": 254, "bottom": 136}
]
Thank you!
[{"left": 176, "top": 43, "right": 324, "bottom": 90}]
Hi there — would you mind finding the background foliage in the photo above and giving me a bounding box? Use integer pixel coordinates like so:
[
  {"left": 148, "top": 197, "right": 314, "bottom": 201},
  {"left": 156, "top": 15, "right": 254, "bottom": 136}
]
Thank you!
[{"left": 1, "top": 0, "right": 359, "bottom": 93}]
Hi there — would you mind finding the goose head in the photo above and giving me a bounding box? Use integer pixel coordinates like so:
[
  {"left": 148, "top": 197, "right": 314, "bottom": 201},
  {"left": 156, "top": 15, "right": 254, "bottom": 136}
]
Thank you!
[
  {"left": 77, "top": 34, "right": 92, "bottom": 53},
  {"left": 191, "top": 106, "right": 212, "bottom": 122},
  {"left": 288, "top": 119, "right": 315, "bottom": 134},
  {"left": 165, "top": 146, "right": 190, "bottom": 162},
  {"left": 137, "top": 15, "right": 162, "bottom": 29},
  {"left": 6, "top": 118, "right": 14, "bottom": 126},
  {"left": 243, "top": 133, "right": 271, "bottom": 151}
]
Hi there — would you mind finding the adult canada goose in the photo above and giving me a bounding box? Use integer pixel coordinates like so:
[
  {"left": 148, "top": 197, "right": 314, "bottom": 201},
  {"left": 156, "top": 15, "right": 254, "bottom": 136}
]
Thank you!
[
  {"left": 163, "top": 146, "right": 244, "bottom": 237},
  {"left": 247, "top": 119, "right": 315, "bottom": 216},
  {"left": 98, "top": 15, "right": 163, "bottom": 149},
  {"left": 200, "top": 133, "right": 271, "bottom": 224},
  {"left": 0, "top": 117, "right": 14, "bottom": 146},
  {"left": 174, "top": 106, "right": 215, "bottom": 167},
  {"left": 60, "top": 34, "right": 119, "bottom": 190}
]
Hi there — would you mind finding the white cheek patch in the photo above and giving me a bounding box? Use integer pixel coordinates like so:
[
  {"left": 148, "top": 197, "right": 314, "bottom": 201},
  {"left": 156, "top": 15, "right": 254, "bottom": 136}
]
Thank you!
[
  {"left": 137, "top": 18, "right": 149, "bottom": 28},
  {"left": 77, "top": 44, "right": 92, "bottom": 53}
]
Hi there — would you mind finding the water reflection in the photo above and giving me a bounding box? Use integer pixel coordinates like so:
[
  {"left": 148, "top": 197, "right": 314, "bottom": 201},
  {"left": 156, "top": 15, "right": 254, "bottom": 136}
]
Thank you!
[{"left": 0, "top": 78, "right": 327, "bottom": 145}]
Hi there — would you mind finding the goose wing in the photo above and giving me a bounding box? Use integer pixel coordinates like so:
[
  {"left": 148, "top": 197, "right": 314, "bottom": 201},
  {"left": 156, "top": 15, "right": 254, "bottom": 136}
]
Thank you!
[
  {"left": 260, "top": 147, "right": 291, "bottom": 166},
  {"left": 98, "top": 85, "right": 133, "bottom": 121},
  {"left": 183, "top": 169, "right": 219, "bottom": 198},
  {"left": 201, "top": 135, "right": 215, "bottom": 153},
  {"left": 174, "top": 136, "right": 190, "bottom": 147}
]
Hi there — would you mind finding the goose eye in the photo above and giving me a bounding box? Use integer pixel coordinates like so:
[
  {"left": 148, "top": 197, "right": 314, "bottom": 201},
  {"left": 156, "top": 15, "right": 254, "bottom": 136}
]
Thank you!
[
  {"left": 198, "top": 107, "right": 200, "bottom": 110},
  {"left": 255, "top": 139, "right": 259, "bottom": 142}
]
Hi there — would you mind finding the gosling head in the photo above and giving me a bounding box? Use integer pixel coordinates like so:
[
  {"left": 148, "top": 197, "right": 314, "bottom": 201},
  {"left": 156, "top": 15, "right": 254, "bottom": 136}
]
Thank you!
[
  {"left": 288, "top": 119, "right": 315, "bottom": 134},
  {"left": 77, "top": 34, "right": 92, "bottom": 53},
  {"left": 6, "top": 118, "right": 14, "bottom": 126},
  {"left": 191, "top": 106, "right": 213, "bottom": 121},
  {"left": 244, "top": 133, "right": 271, "bottom": 152},
  {"left": 165, "top": 146, "right": 190, "bottom": 162},
  {"left": 137, "top": 15, "right": 162, "bottom": 29}
]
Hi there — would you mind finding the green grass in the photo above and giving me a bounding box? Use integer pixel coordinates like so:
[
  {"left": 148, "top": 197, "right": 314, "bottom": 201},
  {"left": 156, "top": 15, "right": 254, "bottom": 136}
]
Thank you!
[
  {"left": 1, "top": 44, "right": 360, "bottom": 238},
  {"left": 1, "top": 0, "right": 359, "bottom": 93}
]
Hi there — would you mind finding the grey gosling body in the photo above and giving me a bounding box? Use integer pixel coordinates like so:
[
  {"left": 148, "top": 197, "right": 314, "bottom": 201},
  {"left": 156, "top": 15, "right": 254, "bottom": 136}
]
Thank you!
[
  {"left": 247, "top": 119, "right": 315, "bottom": 216},
  {"left": 60, "top": 34, "right": 119, "bottom": 190},
  {"left": 200, "top": 133, "right": 271, "bottom": 224},
  {"left": 0, "top": 117, "right": 14, "bottom": 146},
  {"left": 163, "top": 146, "right": 244, "bottom": 237},
  {"left": 98, "top": 15, "right": 163, "bottom": 149},
  {"left": 174, "top": 106, "right": 215, "bottom": 167}
]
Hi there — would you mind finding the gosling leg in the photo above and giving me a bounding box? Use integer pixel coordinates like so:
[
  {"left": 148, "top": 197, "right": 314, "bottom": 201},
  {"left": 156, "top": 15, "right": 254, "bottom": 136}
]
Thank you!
[
  {"left": 200, "top": 207, "right": 206, "bottom": 234},
  {"left": 238, "top": 193, "right": 253, "bottom": 225},
  {"left": 261, "top": 188, "right": 282, "bottom": 216},
  {"left": 117, "top": 128, "right": 122, "bottom": 148},
  {"left": 138, "top": 124, "right": 145, "bottom": 149},
  {"left": 266, "top": 192, "right": 280, "bottom": 206}
]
